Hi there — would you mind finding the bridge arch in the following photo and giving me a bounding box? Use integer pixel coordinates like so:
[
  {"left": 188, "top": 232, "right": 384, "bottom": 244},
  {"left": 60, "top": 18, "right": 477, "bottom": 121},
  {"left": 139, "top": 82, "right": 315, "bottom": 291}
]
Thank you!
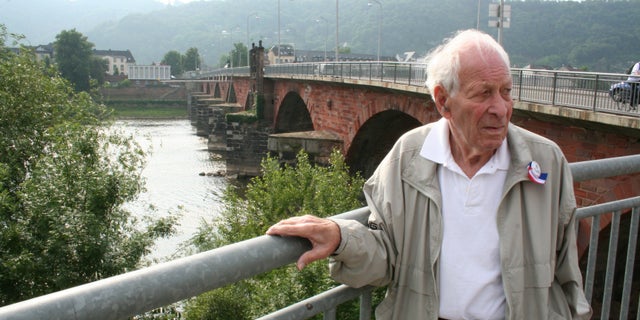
[
  {"left": 346, "top": 110, "right": 422, "bottom": 178},
  {"left": 226, "top": 83, "right": 237, "bottom": 103},
  {"left": 244, "top": 91, "right": 254, "bottom": 109},
  {"left": 213, "top": 83, "right": 221, "bottom": 98},
  {"left": 274, "top": 91, "right": 314, "bottom": 133}
]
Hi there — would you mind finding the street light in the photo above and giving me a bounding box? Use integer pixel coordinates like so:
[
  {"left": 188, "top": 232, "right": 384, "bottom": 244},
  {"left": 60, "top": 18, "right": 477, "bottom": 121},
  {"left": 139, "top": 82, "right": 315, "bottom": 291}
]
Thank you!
[
  {"left": 315, "top": 17, "right": 328, "bottom": 62},
  {"left": 277, "top": 0, "right": 295, "bottom": 64},
  {"left": 335, "top": 0, "right": 339, "bottom": 62},
  {"left": 247, "top": 12, "right": 259, "bottom": 66},
  {"left": 222, "top": 26, "right": 241, "bottom": 67},
  {"left": 367, "top": 0, "right": 382, "bottom": 61},
  {"left": 278, "top": 0, "right": 281, "bottom": 63},
  {"left": 221, "top": 30, "right": 233, "bottom": 67}
]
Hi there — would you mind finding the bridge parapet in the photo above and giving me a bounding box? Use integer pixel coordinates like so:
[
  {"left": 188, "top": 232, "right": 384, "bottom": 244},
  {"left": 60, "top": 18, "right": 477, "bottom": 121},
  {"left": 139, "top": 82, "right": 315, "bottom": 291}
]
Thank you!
[
  {"left": 194, "top": 62, "right": 640, "bottom": 121},
  {"left": 185, "top": 62, "right": 640, "bottom": 180}
]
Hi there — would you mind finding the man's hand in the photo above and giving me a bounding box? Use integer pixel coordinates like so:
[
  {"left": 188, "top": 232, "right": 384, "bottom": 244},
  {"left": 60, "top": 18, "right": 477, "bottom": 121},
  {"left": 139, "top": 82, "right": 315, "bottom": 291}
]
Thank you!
[{"left": 266, "top": 215, "right": 341, "bottom": 270}]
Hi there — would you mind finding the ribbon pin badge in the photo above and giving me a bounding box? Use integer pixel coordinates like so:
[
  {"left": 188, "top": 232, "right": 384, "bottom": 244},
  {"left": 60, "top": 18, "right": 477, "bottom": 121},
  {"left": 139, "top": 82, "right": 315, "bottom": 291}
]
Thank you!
[{"left": 527, "top": 161, "right": 548, "bottom": 185}]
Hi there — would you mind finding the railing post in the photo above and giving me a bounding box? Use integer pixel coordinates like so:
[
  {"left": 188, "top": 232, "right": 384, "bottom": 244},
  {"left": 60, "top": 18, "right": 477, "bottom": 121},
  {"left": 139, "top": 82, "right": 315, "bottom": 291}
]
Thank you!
[
  {"left": 323, "top": 308, "right": 336, "bottom": 320},
  {"left": 600, "top": 211, "right": 621, "bottom": 320},
  {"left": 393, "top": 64, "right": 397, "bottom": 83},
  {"left": 592, "top": 74, "right": 600, "bottom": 112},
  {"left": 619, "top": 207, "right": 639, "bottom": 320},
  {"left": 518, "top": 69, "right": 523, "bottom": 100},
  {"left": 359, "top": 291, "right": 372, "bottom": 320},
  {"left": 551, "top": 71, "right": 558, "bottom": 105},
  {"left": 584, "top": 214, "right": 600, "bottom": 302}
]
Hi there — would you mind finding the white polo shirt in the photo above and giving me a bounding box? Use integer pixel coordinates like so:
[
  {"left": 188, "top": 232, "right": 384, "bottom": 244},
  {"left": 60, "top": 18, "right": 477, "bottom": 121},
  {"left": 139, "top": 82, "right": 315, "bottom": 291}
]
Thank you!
[{"left": 419, "top": 118, "right": 509, "bottom": 320}]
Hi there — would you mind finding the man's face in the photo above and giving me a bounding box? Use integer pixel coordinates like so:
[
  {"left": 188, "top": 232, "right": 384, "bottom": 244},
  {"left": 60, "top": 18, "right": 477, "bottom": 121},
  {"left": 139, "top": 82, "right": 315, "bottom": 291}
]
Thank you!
[{"left": 438, "top": 50, "right": 514, "bottom": 157}]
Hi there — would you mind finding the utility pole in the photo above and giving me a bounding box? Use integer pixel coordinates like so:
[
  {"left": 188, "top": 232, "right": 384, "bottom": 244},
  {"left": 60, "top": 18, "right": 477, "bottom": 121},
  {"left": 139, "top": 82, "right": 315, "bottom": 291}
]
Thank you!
[
  {"left": 488, "top": 0, "right": 511, "bottom": 45},
  {"left": 335, "top": 0, "right": 339, "bottom": 62}
]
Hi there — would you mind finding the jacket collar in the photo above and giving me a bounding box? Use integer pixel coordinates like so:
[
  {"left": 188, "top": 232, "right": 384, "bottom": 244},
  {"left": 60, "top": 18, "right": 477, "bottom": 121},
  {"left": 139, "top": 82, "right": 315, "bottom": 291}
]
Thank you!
[
  {"left": 403, "top": 122, "right": 534, "bottom": 198},
  {"left": 504, "top": 124, "right": 536, "bottom": 188}
]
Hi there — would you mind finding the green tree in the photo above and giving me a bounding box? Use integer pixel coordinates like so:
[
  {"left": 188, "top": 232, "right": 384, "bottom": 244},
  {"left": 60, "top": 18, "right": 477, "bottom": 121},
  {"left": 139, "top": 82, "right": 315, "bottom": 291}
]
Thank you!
[
  {"left": 161, "top": 50, "right": 184, "bottom": 76},
  {"left": 228, "top": 43, "right": 247, "bottom": 68},
  {"left": 0, "top": 26, "right": 175, "bottom": 306},
  {"left": 186, "top": 150, "right": 368, "bottom": 319},
  {"left": 183, "top": 47, "right": 201, "bottom": 71},
  {"left": 53, "top": 29, "right": 94, "bottom": 92},
  {"left": 89, "top": 55, "right": 108, "bottom": 86}
]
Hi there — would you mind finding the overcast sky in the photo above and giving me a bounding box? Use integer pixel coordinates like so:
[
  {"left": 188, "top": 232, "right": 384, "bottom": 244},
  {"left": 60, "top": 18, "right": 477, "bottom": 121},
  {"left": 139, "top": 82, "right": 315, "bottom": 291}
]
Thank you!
[{"left": 0, "top": 0, "right": 207, "bottom": 45}]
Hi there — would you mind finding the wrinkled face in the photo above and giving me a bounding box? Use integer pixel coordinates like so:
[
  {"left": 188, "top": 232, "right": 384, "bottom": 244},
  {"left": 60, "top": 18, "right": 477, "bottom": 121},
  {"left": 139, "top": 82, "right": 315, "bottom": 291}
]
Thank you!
[{"left": 436, "top": 49, "right": 513, "bottom": 157}]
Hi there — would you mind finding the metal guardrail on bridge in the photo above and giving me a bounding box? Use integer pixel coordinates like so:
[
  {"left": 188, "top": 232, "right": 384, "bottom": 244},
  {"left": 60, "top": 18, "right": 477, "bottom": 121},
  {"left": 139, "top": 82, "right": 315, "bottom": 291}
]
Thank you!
[
  {"left": 195, "top": 62, "right": 640, "bottom": 119},
  {"left": 0, "top": 154, "right": 639, "bottom": 320}
]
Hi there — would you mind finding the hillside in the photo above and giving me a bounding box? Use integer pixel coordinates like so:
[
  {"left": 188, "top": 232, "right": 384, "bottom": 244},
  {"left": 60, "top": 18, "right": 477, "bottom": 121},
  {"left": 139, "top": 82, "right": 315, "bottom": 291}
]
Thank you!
[
  {"left": 12, "top": 0, "right": 640, "bottom": 73},
  {"left": 0, "top": 0, "right": 164, "bottom": 45}
]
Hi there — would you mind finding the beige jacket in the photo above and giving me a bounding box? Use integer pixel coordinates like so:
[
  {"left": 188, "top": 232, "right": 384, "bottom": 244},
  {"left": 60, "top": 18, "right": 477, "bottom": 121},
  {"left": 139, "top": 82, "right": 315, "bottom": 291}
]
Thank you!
[{"left": 329, "top": 123, "right": 592, "bottom": 319}]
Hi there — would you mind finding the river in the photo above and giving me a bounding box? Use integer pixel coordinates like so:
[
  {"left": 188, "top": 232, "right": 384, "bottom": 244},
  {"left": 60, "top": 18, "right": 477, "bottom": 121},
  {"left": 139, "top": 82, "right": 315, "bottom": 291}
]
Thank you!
[{"left": 114, "top": 119, "right": 228, "bottom": 261}]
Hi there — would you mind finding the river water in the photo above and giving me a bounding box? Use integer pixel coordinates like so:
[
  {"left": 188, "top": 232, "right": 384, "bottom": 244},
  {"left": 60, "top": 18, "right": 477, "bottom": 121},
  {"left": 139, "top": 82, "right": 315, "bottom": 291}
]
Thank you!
[{"left": 114, "top": 119, "right": 228, "bottom": 261}]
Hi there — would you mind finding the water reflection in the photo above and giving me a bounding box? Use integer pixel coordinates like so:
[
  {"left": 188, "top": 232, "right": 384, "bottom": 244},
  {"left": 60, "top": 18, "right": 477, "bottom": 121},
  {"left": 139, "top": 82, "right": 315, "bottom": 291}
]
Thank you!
[{"left": 114, "top": 119, "right": 227, "bottom": 261}]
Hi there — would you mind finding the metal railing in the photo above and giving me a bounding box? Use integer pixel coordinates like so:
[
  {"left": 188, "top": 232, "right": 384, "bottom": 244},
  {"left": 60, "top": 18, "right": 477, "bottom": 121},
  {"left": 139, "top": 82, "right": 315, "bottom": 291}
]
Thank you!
[
  {"left": 193, "top": 62, "right": 640, "bottom": 118},
  {"left": 0, "top": 154, "right": 638, "bottom": 320}
]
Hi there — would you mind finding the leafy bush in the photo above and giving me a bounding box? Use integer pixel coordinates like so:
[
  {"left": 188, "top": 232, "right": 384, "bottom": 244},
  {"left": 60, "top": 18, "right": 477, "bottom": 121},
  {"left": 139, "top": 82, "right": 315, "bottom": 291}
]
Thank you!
[
  {"left": 118, "top": 78, "right": 133, "bottom": 88},
  {"left": 186, "top": 150, "right": 366, "bottom": 319},
  {"left": 0, "top": 25, "right": 175, "bottom": 306}
]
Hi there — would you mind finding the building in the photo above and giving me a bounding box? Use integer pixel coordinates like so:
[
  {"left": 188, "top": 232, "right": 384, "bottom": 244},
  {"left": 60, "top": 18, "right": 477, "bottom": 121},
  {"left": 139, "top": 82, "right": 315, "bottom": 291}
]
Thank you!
[
  {"left": 33, "top": 44, "right": 54, "bottom": 63},
  {"left": 268, "top": 44, "right": 396, "bottom": 65},
  {"left": 128, "top": 64, "right": 172, "bottom": 81},
  {"left": 8, "top": 44, "right": 54, "bottom": 63},
  {"left": 93, "top": 49, "right": 136, "bottom": 76},
  {"left": 267, "top": 44, "right": 296, "bottom": 64}
]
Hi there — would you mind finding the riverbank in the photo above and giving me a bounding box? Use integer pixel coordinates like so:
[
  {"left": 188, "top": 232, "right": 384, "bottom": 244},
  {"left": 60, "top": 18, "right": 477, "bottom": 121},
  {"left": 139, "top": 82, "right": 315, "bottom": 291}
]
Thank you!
[
  {"left": 109, "top": 104, "right": 188, "bottom": 119},
  {"left": 98, "top": 85, "right": 189, "bottom": 119}
]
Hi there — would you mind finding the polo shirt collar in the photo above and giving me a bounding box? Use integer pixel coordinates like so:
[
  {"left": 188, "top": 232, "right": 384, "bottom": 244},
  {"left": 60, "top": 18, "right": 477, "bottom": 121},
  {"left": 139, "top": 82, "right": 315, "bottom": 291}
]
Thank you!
[{"left": 419, "top": 118, "right": 510, "bottom": 175}]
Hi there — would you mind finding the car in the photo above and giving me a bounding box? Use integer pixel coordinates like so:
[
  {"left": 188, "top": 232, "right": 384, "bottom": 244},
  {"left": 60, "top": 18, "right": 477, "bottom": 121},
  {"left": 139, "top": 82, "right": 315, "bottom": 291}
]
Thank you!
[{"left": 609, "top": 81, "right": 639, "bottom": 109}]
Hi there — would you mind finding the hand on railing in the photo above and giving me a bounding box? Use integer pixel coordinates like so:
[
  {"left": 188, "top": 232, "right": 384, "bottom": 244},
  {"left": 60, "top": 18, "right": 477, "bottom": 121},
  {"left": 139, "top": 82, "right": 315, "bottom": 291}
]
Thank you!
[{"left": 267, "top": 214, "right": 341, "bottom": 270}]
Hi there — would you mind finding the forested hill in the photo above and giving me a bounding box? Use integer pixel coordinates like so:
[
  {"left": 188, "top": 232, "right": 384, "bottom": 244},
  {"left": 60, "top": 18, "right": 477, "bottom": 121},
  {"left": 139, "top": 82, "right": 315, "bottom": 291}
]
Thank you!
[{"left": 85, "top": 0, "right": 640, "bottom": 73}]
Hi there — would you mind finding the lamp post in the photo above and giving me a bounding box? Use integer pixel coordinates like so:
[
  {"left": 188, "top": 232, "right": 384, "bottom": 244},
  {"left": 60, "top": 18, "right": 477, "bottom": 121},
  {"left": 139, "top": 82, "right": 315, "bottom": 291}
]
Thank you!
[
  {"left": 247, "top": 12, "right": 259, "bottom": 66},
  {"left": 278, "top": 0, "right": 281, "bottom": 63},
  {"left": 222, "top": 26, "right": 241, "bottom": 67},
  {"left": 221, "top": 30, "right": 233, "bottom": 68},
  {"left": 498, "top": 0, "right": 504, "bottom": 45},
  {"left": 368, "top": 0, "right": 382, "bottom": 61},
  {"left": 315, "top": 17, "right": 328, "bottom": 62},
  {"left": 335, "top": 0, "right": 339, "bottom": 62}
]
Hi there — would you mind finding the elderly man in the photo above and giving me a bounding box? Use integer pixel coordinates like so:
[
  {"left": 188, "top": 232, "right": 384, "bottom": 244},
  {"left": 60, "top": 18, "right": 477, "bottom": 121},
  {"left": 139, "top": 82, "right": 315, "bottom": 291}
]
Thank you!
[{"left": 267, "top": 29, "right": 592, "bottom": 319}]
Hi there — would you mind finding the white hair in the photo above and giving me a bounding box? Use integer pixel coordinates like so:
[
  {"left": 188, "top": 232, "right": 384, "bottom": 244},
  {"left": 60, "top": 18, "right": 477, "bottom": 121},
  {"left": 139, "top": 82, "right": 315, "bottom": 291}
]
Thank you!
[{"left": 424, "top": 29, "right": 510, "bottom": 96}]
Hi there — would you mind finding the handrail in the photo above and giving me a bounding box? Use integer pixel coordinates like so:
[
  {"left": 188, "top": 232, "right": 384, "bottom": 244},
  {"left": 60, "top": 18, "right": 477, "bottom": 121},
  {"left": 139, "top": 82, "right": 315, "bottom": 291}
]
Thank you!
[
  {"left": 0, "top": 155, "right": 639, "bottom": 319},
  {"left": 0, "top": 235, "right": 313, "bottom": 320}
]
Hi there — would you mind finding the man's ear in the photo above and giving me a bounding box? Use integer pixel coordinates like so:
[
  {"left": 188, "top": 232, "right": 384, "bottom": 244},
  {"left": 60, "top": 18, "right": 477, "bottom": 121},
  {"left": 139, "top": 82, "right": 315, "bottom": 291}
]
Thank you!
[{"left": 433, "top": 86, "right": 451, "bottom": 117}]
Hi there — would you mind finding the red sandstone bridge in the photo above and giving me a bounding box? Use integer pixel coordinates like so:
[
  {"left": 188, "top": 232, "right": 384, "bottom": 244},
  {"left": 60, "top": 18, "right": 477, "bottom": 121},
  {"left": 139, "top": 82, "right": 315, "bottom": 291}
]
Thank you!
[
  {"left": 1, "top": 61, "right": 639, "bottom": 320},
  {"left": 188, "top": 62, "right": 639, "bottom": 181}
]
